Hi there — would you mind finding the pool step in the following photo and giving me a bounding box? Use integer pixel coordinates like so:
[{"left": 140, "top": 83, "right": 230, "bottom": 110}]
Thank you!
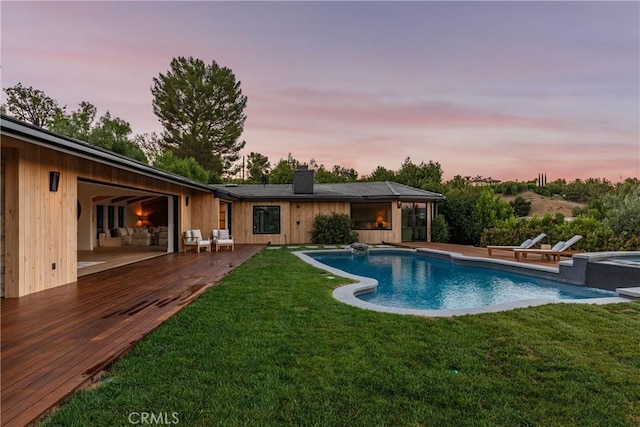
[{"left": 616, "top": 287, "right": 640, "bottom": 299}]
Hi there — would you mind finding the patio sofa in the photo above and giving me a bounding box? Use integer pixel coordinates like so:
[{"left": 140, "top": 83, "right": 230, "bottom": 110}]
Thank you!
[
  {"left": 99, "top": 227, "right": 135, "bottom": 247},
  {"left": 99, "top": 226, "right": 169, "bottom": 247},
  {"left": 150, "top": 226, "right": 169, "bottom": 246},
  {"left": 131, "top": 227, "right": 151, "bottom": 246}
]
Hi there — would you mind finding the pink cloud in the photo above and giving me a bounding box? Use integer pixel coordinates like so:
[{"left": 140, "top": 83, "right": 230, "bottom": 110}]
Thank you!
[{"left": 246, "top": 87, "right": 578, "bottom": 134}]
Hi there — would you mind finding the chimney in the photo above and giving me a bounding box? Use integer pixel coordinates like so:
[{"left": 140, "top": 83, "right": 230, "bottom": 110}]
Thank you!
[{"left": 293, "top": 165, "right": 314, "bottom": 194}]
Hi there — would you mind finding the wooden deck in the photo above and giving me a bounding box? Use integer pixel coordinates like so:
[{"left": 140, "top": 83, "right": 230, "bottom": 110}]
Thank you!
[
  {"left": 0, "top": 245, "right": 264, "bottom": 427},
  {"left": 78, "top": 246, "right": 168, "bottom": 277},
  {"left": 393, "top": 242, "right": 565, "bottom": 267}
]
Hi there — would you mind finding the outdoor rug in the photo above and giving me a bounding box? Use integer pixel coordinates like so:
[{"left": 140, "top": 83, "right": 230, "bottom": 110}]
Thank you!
[{"left": 77, "top": 261, "right": 105, "bottom": 269}]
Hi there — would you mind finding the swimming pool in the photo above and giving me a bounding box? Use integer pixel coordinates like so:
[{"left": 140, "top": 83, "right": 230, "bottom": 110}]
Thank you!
[{"left": 307, "top": 250, "right": 619, "bottom": 312}]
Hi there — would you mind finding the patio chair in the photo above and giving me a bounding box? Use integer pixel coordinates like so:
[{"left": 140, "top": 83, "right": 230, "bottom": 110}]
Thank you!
[
  {"left": 183, "top": 229, "right": 211, "bottom": 253},
  {"left": 486, "top": 233, "right": 546, "bottom": 256},
  {"left": 513, "top": 235, "right": 583, "bottom": 261},
  {"left": 212, "top": 229, "right": 234, "bottom": 251}
]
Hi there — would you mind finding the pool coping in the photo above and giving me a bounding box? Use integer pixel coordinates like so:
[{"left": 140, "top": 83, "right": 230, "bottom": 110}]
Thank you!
[{"left": 293, "top": 248, "right": 633, "bottom": 317}]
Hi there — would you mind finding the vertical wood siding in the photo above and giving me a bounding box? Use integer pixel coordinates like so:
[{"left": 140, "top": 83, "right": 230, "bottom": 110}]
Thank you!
[
  {"left": 231, "top": 201, "right": 291, "bottom": 245},
  {"left": 3, "top": 148, "right": 20, "bottom": 297},
  {"left": 228, "top": 201, "right": 411, "bottom": 245},
  {"left": 2, "top": 136, "right": 216, "bottom": 297}
]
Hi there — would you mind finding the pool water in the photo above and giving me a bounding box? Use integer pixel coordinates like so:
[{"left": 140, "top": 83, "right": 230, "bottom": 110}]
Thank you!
[
  {"left": 601, "top": 256, "right": 640, "bottom": 267},
  {"left": 311, "top": 252, "right": 617, "bottom": 310}
]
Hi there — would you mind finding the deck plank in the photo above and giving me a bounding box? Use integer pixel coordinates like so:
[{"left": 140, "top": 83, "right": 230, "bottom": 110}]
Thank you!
[{"left": 0, "top": 245, "right": 263, "bottom": 427}]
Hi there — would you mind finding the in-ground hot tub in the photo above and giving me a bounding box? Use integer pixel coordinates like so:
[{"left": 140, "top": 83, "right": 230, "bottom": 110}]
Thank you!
[{"left": 585, "top": 253, "right": 640, "bottom": 291}]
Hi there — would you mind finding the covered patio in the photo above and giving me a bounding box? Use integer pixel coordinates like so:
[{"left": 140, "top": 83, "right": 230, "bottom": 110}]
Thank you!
[{"left": 1, "top": 245, "right": 264, "bottom": 426}]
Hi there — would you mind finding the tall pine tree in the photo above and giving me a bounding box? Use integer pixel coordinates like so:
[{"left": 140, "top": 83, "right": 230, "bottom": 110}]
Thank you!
[{"left": 151, "top": 57, "right": 247, "bottom": 182}]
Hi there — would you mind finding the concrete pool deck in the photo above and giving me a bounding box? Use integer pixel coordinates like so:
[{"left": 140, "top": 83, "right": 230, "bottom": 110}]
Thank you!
[{"left": 294, "top": 247, "right": 634, "bottom": 317}]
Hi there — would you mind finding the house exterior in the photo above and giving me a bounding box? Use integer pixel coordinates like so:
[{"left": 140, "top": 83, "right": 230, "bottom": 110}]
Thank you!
[
  {"left": 211, "top": 169, "right": 444, "bottom": 245},
  {"left": 1, "top": 115, "right": 443, "bottom": 298},
  {"left": 467, "top": 176, "right": 501, "bottom": 186}
]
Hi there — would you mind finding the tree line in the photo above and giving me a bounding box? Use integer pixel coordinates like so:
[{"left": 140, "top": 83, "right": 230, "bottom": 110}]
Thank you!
[{"left": 2, "top": 57, "right": 246, "bottom": 184}]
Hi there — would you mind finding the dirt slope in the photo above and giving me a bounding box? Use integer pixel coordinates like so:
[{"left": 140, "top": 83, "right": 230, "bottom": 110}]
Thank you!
[{"left": 500, "top": 191, "right": 586, "bottom": 217}]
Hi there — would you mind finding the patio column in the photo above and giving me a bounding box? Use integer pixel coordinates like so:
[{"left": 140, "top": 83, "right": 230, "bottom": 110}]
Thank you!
[{"left": 426, "top": 201, "right": 433, "bottom": 242}]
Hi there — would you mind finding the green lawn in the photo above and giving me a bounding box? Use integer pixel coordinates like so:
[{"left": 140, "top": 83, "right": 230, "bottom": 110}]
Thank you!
[{"left": 43, "top": 249, "right": 640, "bottom": 426}]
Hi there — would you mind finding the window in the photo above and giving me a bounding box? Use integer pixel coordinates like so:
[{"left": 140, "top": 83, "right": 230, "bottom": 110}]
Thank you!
[
  {"left": 253, "top": 206, "right": 281, "bottom": 234},
  {"left": 118, "top": 206, "right": 125, "bottom": 227},
  {"left": 107, "top": 206, "right": 115, "bottom": 229},
  {"left": 219, "top": 202, "right": 227, "bottom": 230},
  {"left": 219, "top": 202, "right": 233, "bottom": 233},
  {"left": 96, "top": 205, "right": 104, "bottom": 238},
  {"left": 351, "top": 203, "right": 392, "bottom": 230}
]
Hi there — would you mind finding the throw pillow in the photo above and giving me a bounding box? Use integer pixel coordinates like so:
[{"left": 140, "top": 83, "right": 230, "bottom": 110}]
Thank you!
[{"left": 219, "top": 229, "right": 230, "bottom": 239}]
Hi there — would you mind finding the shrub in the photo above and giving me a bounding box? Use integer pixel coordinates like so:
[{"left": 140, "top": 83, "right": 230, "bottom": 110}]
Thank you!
[
  {"left": 472, "top": 187, "right": 515, "bottom": 244},
  {"left": 572, "top": 206, "right": 588, "bottom": 217},
  {"left": 554, "top": 212, "right": 565, "bottom": 224},
  {"left": 311, "top": 213, "right": 358, "bottom": 244},
  {"left": 510, "top": 196, "right": 531, "bottom": 217},
  {"left": 481, "top": 214, "right": 639, "bottom": 252},
  {"left": 603, "top": 187, "right": 640, "bottom": 235},
  {"left": 532, "top": 186, "right": 551, "bottom": 197},
  {"left": 439, "top": 188, "right": 479, "bottom": 245},
  {"left": 441, "top": 187, "right": 514, "bottom": 246},
  {"left": 431, "top": 215, "right": 450, "bottom": 243}
]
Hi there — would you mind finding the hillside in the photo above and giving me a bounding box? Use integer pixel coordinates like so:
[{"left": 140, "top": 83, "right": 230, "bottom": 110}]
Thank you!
[{"left": 499, "top": 191, "right": 586, "bottom": 217}]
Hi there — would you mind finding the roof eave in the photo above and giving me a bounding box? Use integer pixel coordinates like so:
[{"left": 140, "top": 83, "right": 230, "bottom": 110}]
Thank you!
[{"left": 1, "top": 115, "right": 214, "bottom": 193}]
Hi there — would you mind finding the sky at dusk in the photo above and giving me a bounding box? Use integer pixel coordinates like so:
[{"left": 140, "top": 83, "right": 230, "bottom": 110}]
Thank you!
[{"left": 2, "top": 1, "right": 639, "bottom": 182}]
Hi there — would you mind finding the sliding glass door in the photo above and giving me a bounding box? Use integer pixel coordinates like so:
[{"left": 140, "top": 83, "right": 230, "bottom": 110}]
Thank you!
[{"left": 401, "top": 202, "right": 427, "bottom": 242}]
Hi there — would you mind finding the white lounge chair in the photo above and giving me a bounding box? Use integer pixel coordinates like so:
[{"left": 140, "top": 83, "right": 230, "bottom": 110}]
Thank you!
[
  {"left": 183, "top": 229, "right": 211, "bottom": 253},
  {"left": 212, "top": 229, "right": 234, "bottom": 251},
  {"left": 513, "top": 235, "right": 583, "bottom": 261},
  {"left": 487, "top": 233, "right": 546, "bottom": 256}
]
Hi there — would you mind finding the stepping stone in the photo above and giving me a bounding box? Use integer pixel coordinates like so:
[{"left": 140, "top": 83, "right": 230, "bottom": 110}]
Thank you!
[
  {"left": 266, "top": 246, "right": 282, "bottom": 250},
  {"left": 323, "top": 245, "right": 338, "bottom": 249},
  {"left": 305, "top": 245, "right": 318, "bottom": 248}
]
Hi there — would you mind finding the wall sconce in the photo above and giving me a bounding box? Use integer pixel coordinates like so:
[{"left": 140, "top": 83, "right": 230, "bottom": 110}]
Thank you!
[
  {"left": 49, "top": 171, "right": 60, "bottom": 192},
  {"left": 397, "top": 200, "right": 402, "bottom": 208},
  {"left": 185, "top": 196, "right": 189, "bottom": 206}
]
